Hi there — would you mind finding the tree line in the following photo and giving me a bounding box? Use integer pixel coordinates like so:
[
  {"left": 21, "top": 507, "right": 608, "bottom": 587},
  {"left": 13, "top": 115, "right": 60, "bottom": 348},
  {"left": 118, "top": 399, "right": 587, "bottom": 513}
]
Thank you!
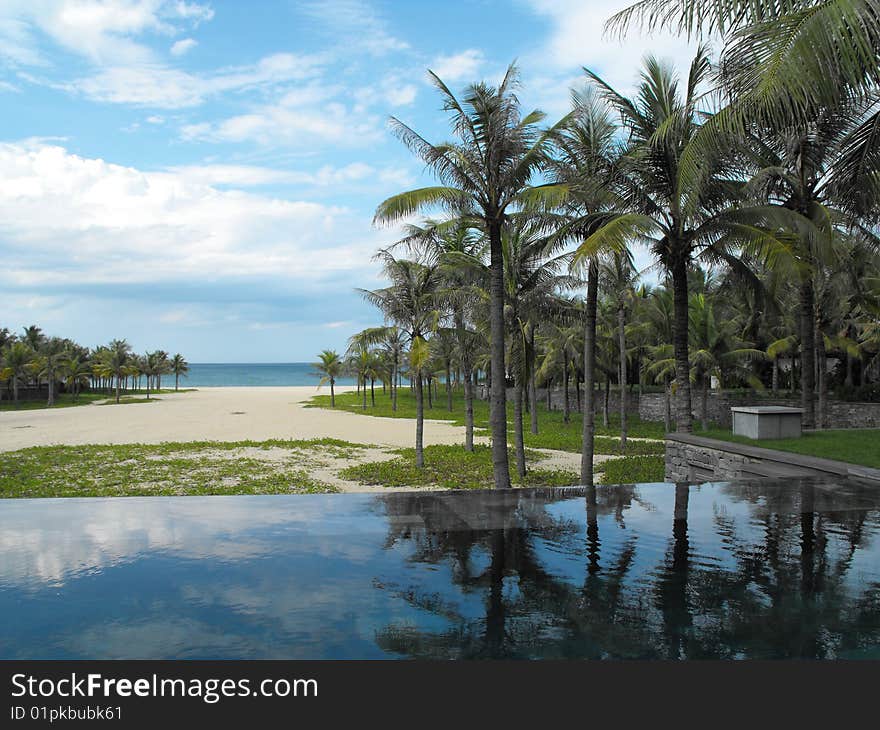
[
  {"left": 0, "top": 325, "right": 189, "bottom": 405},
  {"left": 318, "top": 0, "right": 880, "bottom": 489}
]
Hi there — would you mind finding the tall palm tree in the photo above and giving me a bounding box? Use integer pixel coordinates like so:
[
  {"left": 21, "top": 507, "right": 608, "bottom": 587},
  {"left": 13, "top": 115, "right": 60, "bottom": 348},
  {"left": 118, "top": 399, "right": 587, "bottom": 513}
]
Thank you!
[
  {"left": 550, "top": 88, "right": 626, "bottom": 482},
  {"left": 600, "top": 250, "right": 638, "bottom": 450},
  {"left": 314, "top": 349, "right": 343, "bottom": 406},
  {"left": 101, "top": 339, "right": 133, "bottom": 404},
  {"left": 170, "top": 354, "right": 189, "bottom": 392},
  {"left": 374, "top": 64, "right": 564, "bottom": 488},
  {"left": 574, "top": 48, "right": 766, "bottom": 433},
  {"left": 361, "top": 254, "right": 441, "bottom": 468}
]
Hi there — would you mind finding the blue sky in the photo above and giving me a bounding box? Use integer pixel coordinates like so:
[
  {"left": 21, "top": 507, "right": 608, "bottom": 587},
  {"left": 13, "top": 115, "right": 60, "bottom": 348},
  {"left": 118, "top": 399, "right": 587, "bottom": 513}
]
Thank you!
[{"left": 0, "top": 0, "right": 700, "bottom": 362}]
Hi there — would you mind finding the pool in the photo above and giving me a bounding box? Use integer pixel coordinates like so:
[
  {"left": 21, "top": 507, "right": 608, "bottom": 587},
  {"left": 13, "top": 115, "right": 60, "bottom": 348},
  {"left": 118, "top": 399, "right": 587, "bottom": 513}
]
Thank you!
[{"left": 1, "top": 480, "right": 879, "bottom": 659}]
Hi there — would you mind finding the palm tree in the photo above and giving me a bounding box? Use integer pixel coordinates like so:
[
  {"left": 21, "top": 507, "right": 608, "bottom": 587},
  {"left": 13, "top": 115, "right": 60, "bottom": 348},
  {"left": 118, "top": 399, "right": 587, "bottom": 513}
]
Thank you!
[
  {"left": 574, "top": 48, "right": 768, "bottom": 433},
  {"left": 2, "top": 342, "right": 33, "bottom": 405},
  {"left": 361, "top": 254, "right": 441, "bottom": 468},
  {"left": 35, "top": 337, "right": 68, "bottom": 407},
  {"left": 100, "top": 339, "right": 133, "bottom": 404},
  {"left": 62, "top": 355, "right": 92, "bottom": 401},
  {"left": 600, "top": 250, "right": 638, "bottom": 450},
  {"left": 608, "top": 2, "right": 880, "bottom": 212},
  {"left": 374, "top": 64, "right": 564, "bottom": 489},
  {"left": 314, "top": 349, "right": 343, "bottom": 406},
  {"left": 170, "top": 354, "right": 189, "bottom": 392}
]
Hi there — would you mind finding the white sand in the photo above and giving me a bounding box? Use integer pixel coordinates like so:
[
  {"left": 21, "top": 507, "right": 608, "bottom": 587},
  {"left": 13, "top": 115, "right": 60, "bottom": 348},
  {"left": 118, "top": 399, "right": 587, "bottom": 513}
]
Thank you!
[{"left": 0, "top": 386, "right": 477, "bottom": 453}]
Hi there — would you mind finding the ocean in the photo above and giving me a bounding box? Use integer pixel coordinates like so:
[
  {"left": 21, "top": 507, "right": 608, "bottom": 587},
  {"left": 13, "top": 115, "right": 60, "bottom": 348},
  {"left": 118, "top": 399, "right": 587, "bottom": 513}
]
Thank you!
[{"left": 175, "top": 363, "right": 356, "bottom": 388}]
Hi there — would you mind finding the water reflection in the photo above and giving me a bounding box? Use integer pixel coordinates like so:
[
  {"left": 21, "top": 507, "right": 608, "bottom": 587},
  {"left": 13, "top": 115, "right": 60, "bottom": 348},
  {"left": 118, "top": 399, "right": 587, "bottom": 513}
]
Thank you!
[{"left": 0, "top": 481, "right": 878, "bottom": 659}]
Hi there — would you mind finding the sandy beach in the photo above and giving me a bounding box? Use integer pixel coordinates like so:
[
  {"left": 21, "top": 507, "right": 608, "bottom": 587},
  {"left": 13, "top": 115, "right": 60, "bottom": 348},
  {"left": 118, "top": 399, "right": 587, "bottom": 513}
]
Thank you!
[{"left": 0, "top": 386, "right": 479, "bottom": 452}]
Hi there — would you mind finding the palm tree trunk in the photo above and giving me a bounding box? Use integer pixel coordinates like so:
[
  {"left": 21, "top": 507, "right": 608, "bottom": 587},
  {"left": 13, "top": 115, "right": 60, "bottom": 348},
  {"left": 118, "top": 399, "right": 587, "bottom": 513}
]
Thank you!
[
  {"left": 392, "top": 359, "right": 398, "bottom": 411},
  {"left": 464, "top": 368, "right": 474, "bottom": 452},
  {"left": 330, "top": 379, "right": 336, "bottom": 407},
  {"left": 426, "top": 375, "right": 433, "bottom": 409},
  {"left": 446, "top": 362, "right": 453, "bottom": 412},
  {"left": 415, "top": 373, "right": 425, "bottom": 468},
  {"left": 581, "top": 259, "right": 598, "bottom": 485},
  {"left": 799, "top": 280, "right": 816, "bottom": 428},
  {"left": 618, "top": 303, "right": 628, "bottom": 451},
  {"left": 816, "top": 325, "right": 826, "bottom": 429},
  {"left": 13, "top": 375, "right": 18, "bottom": 404},
  {"left": 370, "top": 378, "right": 375, "bottom": 407},
  {"left": 487, "top": 219, "right": 511, "bottom": 489},
  {"left": 116, "top": 375, "right": 121, "bottom": 404},
  {"left": 47, "top": 373, "right": 54, "bottom": 407},
  {"left": 671, "top": 254, "right": 693, "bottom": 432},
  {"left": 772, "top": 356, "right": 779, "bottom": 394},
  {"left": 701, "top": 373, "right": 709, "bottom": 431},
  {"left": 514, "top": 380, "right": 526, "bottom": 480},
  {"left": 546, "top": 379, "right": 552, "bottom": 411},
  {"left": 175, "top": 373, "right": 179, "bottom": 392},
  {"left": 528, "top": 330, "right": 538, "bottom": 436},
  {"left": 563, "top": 363, "right": 570, "bottom": 424},
  {"left": 664, "top": 380, "right": 672, "bottom": 433},
  {"left": 362, "top": 378, "right": 367, "bottom": 410},
  {"left": 603, "top": 376, "right": 609, "bottom": 428}
]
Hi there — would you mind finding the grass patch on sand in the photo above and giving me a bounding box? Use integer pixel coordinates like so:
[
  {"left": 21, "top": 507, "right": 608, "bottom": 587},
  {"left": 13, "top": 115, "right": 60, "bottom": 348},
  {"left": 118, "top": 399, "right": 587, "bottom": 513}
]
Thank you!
[
  {"left": 599, "top": 455, "right": 666, "bottom": 485},
  {"left": 0, "top": 437, "right": 367, "bottom": 498},
  {"left": 696, "top": 428, "right": 880, "bottom": 470},
  {"left": 307, "top": 389, "right": 665, "bottom": 453},
  {"left": 0, "top": 388, "right": 196, "bottom": 412},
  {"left": 340, "top": 444, "right": 578, "bottom": 490}
]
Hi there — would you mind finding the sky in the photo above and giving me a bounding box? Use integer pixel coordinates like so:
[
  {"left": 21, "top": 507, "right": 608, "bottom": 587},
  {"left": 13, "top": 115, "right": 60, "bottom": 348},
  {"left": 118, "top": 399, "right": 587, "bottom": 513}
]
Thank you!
[{"left": 0, "top": 0, "right": 702, "bottom": 362}]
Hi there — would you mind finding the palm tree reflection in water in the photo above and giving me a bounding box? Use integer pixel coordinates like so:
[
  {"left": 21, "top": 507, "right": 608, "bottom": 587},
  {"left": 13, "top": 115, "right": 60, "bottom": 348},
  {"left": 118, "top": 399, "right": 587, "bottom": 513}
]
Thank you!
[{"left": 374, "top": 482, "right": 880, "bottom": 659}]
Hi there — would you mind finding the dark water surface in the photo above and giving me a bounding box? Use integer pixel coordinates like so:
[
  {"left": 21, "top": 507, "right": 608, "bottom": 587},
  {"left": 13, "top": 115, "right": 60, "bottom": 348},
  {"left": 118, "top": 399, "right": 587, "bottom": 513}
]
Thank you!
[{"left": 2, "top": 480, "right": 879, "bottom": 659}]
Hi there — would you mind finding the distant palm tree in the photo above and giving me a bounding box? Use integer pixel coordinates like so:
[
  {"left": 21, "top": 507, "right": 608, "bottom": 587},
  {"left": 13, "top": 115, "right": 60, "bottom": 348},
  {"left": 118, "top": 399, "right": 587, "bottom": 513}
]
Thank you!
[
  {"left": 361, "top": 254, "right": 441, "bottom": 468},
  {"left": 170, "top": 353, "right": 189, "bottom": 392},
  {"left": 62, "top": 355, "right": 92, "bottom": 401},
  {"left": 103, "top": 340, "right": 133, "bottom": 404},
  {"left": 2, "top": 342, "right": 33, "bottom": 405},
  {"left": 35, "top": 337, "right": 68, "bottom": 406},
  {"left": 314, "top": 350, "right": 343, "bottom": 406}
]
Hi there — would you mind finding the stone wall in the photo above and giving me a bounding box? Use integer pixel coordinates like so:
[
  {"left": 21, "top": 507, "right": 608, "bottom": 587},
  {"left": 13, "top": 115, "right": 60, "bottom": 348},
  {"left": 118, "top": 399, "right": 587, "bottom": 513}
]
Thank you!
[
  {"left": 641, "top": 391, "right": 880, "bottom": 429},
  {"left": 665, "top": 433, "right": 880, "bottom": 484},
  {"left": 477, "top": 384, "right": 642, "bottom": 415}
]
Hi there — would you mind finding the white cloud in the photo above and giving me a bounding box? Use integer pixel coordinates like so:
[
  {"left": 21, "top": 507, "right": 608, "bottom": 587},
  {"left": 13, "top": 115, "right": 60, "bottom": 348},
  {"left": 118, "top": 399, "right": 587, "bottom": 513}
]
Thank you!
[
  {"left": 524, "top": 0, "right": 712, "bottom": 93},
  {"left": 180, "top": 83, "right": 382, "bottom": 146},
  {"left": 170, "top": 37, "right": 197, "bottom": 56},
  {"left": 166, "top": 161, "right": 411, "bottom": 188},
  {"left": 429, "top": 49, "right": 484, "bottom": 82},
  {"left": 0, "top": 0, "right": 214, "bottom": 67},
  {"left": 299, "top": 0, "right": 408, "bottom": 56},
  {"left": 0, "top": 141, "right": 390, "bottom": 290}
]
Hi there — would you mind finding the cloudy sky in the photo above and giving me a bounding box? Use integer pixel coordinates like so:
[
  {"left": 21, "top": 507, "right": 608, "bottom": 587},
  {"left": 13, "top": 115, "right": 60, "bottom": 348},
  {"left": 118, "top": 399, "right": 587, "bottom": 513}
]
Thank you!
[{"left": 0, "top": 0, "right": 700, "bottom": 362}]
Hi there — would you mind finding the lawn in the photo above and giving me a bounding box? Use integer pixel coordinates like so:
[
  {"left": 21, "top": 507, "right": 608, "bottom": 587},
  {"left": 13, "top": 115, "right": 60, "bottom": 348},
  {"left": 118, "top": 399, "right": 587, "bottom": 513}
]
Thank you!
[
  {"left": 0, "top": 388, "right": 196, "bottom": 411},
  {"left": 0, "top": 438, "right": 354, "bottom": 498},
  {"left": 340, "top": 444, "right": 578, "bottom": 490},
  {"left": 697, "top": 428, "right": 880, "bottom": 470},
  {"left": 307, "top": 388, "right": 665, "bottom": 455}
]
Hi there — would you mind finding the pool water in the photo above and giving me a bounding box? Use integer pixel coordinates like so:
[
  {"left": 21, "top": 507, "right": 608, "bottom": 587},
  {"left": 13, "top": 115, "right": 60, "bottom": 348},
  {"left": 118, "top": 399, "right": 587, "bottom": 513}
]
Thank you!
[{"left": 1, "top": 480, "right": 879, "bottom": 659}]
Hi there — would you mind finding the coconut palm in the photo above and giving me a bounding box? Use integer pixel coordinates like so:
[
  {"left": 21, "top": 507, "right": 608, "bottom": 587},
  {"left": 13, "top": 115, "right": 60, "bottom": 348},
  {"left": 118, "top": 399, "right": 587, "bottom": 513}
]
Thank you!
[
  {"left": 360, "top": 254, "right": 441, "bottom": 468},
  {"left": 608, "top": 2, "right": 880, "bottom": 210},
  {"left": 573, "top": 48, "right": 774, "bottom": 433},
  {"left": 314, "top": 349, "right": 343, "bottom": 407},
  {"left": 170, "top": 354, "right": 189, "bottom": 392},
  {"left": 35, "top": 337, "right": 68, "bottom": 407},
  {"left": 62, "top": 355, "right": 92, "bottom": 401},
  {"left": 374, "top": 64, "right": 566, "bottom": 489},
  {"left": 2, "top": 342, "right": 33, "bottom": 405}
]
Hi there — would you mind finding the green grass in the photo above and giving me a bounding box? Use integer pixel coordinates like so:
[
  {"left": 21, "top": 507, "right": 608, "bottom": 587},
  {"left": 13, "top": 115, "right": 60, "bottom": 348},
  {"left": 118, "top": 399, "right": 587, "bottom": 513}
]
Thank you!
[
  {"left": 307, "top": 388, "right": 665, "bottom": 453},
  {"left": 0, "top": 388, "right": 196, "bottom": 412},
  {"left": 0, "top": 392, "right": 108, "bottom": 411},
  {"left": 0, "top": 437, "right": 365, "bottom": 498},
  {"left": 98, "top": 396, "right": 160, "bottom": 405},
  {"left": 599, "top": 455, "right": 666, "bottom": 485},
  {"left": 339, "top": 444, "right": 578, "bottom": 490},
  {"left": 696, "top": 428, "right": 880, "bottom": 470}
]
